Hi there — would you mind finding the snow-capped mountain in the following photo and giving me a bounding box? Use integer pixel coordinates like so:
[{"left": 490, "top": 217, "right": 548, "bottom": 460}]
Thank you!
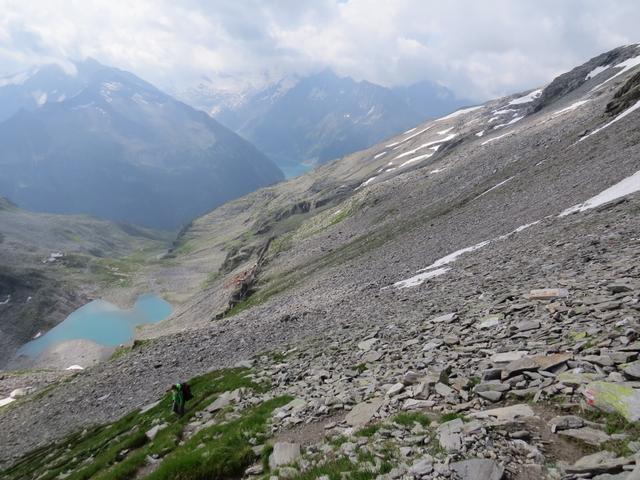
[{"left": 0, "top": 60, "right": 284, "bottom": 229}]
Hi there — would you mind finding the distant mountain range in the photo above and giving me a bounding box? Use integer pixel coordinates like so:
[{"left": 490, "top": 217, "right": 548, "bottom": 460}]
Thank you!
[
  {"left": 0, "top": 59, "right": 284, "bottom": 230},
  {"left": 180, "top": 70, "right": 472, "bottom": 176}
]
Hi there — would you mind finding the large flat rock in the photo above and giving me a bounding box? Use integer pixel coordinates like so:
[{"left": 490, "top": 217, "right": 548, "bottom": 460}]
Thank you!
[
  {"left": 269, "top": 442, "right": 301, "bottom": 470},
  {"left": 345, "top": 398, "right": 383, "bottom": 427}
]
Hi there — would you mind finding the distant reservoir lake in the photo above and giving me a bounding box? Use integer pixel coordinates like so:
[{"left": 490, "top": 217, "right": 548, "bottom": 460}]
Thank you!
[{"left": 18, "top": 294, "right": 172, "bottom": 357}]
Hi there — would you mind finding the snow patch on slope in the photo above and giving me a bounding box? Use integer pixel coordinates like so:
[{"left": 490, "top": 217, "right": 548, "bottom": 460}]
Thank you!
[
  {"left": 394, "top": 134, "right": 456, "bottom": 160},
  {"left": 439, "top": 105, "right": 482, "bottom": 121},
  {"left": 579, "top": 100, "right": 640, "bottom": 141},
  {"left": 481, "top": 132, "right": 513, "bottom": 145},
  {"left": 589, "top": 54, "right": 640, "bottom": 92},
  {"left": 559, "top": 170, "right": 640, "bottom": 216},
  {"left": 508, "top": 89, "right": 542, "bottom": 105},
  {"left": 389, "top": 221, "right": 539, "bottom": 289},
  {"left": 493, "top": 116, "right": 524, "bottom": 129},
  {"left": 474, "top": 177, "right": 515, "bottom": 200}
]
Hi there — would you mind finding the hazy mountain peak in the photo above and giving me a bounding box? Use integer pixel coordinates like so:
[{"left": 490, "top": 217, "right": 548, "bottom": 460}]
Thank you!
[{"left": 0, "top": 60, "right": 284, "bottom": 229}]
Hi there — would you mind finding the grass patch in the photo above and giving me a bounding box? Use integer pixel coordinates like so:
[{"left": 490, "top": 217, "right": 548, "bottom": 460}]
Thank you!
[
  {"left": 110, "top": 339, "right": 154, "bottom": 361},
  {"left": 392, "top": 412, "right": 431, "bottom": 428},
  {"left": 261, "top": 443, "right": 274, "bottom": 472},
  {"left": 355, "top": 363, "right": 367, "bottom": 374},
  {"left": 329, "top": 436, "right": 349, "bottom": 448},
  {"left": 440, "top": 412, "right": 467, "bottom": 423},
  {"left": 146, "top": 396, "right": 291, "bottom": 480},
  {"left": 1, "top": 368, "right": 265, "bottom": 480},
  {"left": 357, "top": 424, "right": 381, "bottom": 438}
]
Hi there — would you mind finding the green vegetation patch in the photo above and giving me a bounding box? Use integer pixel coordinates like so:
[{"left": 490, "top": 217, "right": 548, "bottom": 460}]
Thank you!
[
  {"left": 147, "top": 396, "right": 291, "bottom": 480},
  {"left": 109, "top": 339, "right": 154, "bottom": 361},
  {"left": 392, "top": 412, "right": 431, "bottom": 428},
  {"left": 1, "top": 368, "right": 270, "bottom": 480}
]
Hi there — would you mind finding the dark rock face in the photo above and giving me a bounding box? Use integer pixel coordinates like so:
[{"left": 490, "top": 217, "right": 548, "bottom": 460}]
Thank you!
[
  {"left": 534, "top": 45, "right": 640, "bottom": 112},
  {"left": 0, "top": 61, "right": 284, "bottom": 230},
  {"left": 0, "top": 267, "right": 86, "bottom": 367},
  {"left": 607, "top": 71, "right": 640, "bottom": 116}
]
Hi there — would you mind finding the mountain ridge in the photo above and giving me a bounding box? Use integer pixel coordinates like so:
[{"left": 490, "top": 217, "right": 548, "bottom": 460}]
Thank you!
[
  {"left": 184, "top": 69, "right": 471, "bottom": 176},
  {"left": 2, "top": 44, "right": 640, "bottom": 479},
  {"left": 0, "top": 59, "right": 284, "bottom": 229}
]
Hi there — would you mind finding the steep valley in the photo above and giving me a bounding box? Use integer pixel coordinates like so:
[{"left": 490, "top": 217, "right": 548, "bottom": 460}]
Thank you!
[{"left": 2, "top": 45, "right": 640, "bottom": 479}]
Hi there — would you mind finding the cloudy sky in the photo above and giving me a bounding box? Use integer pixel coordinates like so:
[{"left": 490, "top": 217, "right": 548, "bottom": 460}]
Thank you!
[{"left": 1, "top": 0, "right": 639, "bottom": 100}]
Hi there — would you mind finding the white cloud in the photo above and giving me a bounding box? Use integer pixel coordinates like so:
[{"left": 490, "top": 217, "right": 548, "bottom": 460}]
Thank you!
[{"left": 0, "top": 0, "right": 638, "bottom": 100}]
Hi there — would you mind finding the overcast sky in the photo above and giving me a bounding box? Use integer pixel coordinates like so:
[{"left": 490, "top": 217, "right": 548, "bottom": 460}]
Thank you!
[{"left": 1, "top": 0, "right": 639, "bottom": 100}]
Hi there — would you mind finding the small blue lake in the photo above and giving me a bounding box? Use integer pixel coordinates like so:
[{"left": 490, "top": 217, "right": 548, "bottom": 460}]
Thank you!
[{"left": 18, "top": 294, "right": 172, "bottom": 357}]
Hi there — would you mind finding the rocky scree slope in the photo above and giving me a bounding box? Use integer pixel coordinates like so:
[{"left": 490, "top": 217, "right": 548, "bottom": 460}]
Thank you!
[
  {"left": 2, "top": 44, "right": 640, "bottom": 479},
  {"left": 0, "top": 198, "right": 170, "bottom": 367}
]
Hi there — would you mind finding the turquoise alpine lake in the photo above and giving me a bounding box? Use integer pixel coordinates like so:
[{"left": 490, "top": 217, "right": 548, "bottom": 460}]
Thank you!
[{"left": 18, "top": 294, "right": 172, "bottom": 357}]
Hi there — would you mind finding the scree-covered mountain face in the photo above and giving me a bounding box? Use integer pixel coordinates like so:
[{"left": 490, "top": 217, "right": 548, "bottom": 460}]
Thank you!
[
  {"left": 0, "top": 60, "right": 284, "bottom": 230},
  {"left": 3, "top": 44, "right": 640, "bottom": 480},
  {"left": 198, "top": 70, "right": 470, "bottom": 177}
]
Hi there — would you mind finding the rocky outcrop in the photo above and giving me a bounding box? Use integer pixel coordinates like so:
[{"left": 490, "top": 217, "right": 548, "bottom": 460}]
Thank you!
[
  {"left": 534, "top": 44, "right": 639, "bottom": 112},
  {"left": 607, "top": 70, "right": 640, "bottom": 116}
]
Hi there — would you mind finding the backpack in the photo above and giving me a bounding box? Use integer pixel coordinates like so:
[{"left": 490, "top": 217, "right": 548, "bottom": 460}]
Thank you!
[{"left": 182, "top": 382, "right": 193, "bottom": 401}]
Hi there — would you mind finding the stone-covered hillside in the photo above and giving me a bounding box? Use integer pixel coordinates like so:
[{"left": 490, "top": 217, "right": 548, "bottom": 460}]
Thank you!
[{"left": 2, "top": 45, "right": 640, "bottom": 480}]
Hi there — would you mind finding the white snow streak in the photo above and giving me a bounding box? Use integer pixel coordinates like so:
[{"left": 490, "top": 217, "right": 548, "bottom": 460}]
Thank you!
[
  {"left": 389, "top": 221, "right": 539, "bottom": 290},
  {"left": 492, "top": 116, "right": 524, "bottom": 129},
  {"left": 374, "top": 151, "right": 387, "bottom": 159},
  {"left": 389, "top": 220, "right": 539, "bottom": 289},
  {"left": 497, "top": 221, "right": 540, "bottom": 240},
  {"left": 481, "top": 132, "right": 513, "bottom": 145},
  {"left": 394, "top": 134, "right": 456, "bottom": 160},
  {"left": 399, "top": 125, "right": 433, "bottom": 143},
  {"left": 362, "top": 176, "right": 377, "bottom": 186},
  {"left": 508, "top": 89, "right": 542, "bottom": 105},
  {"left": 475, "top": 131, "right": 485, "bottom": 137},
  {"left": 579, "top": 100, "right": 640, "bottom": 141},
  {"left": 586, "top": 65, "right": 610, "bottom": 80},
  {"left": 589, "top": 54, "right": 640, "bottom": 92},
  {"left": 559, "top": 170, "right": 640, "bottom": 217},
  {"left": 356, "top": 176, "right": 378, "bottom": 189},
  {"left": 474, "top": 177, "right": 515, "bottom": 200},
  {"left": 0, "top": 397, "right": 16, "bottom": 408},
  {"left": 0, "top": 295, "right": 10, "bottom": 305},
  {"left": 439, "top": 105, "right": 482, "bottom": 121},
  {"left": 550, "top": 100, "right": 589, "bottom": 118},
  {"left": 392, "top": 267, "right": 451, "bottom": 289},
  {"left": 419, "top": 241, "right": 491, "bottom": 272},
  {"left": 492, "top": 108, "right": 517, "bottom": 115},
  {"left": 437, "top": 127, "right": 454, "bottom": 135},
  {"left": 385, "top": 141, "right": 401, "bottom": 148},
  {"left": 399, "top": 151, "right": 435, "bottom": 168}
]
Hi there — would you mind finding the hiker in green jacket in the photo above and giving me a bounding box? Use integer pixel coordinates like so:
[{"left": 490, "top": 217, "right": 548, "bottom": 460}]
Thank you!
[{"left": 171, "top": 383, "right": 185, "bottom": 416}]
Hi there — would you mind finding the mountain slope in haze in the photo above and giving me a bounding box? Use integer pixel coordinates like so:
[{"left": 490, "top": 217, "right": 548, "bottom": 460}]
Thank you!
[
  {"left": 3, "top": 44, "right": 640, "bottom": 478},
  {"left": 0, "top": 197, "right": 170, "bottom": 368},
  {"left": 191, "top": 70, "right": 470, "bottom": 176},
  {"left": 0, "top": 59, "right": 103, "bottom": 122},
  {"left": 0, "top": 60, "right": 284, "bottom": 230}
]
